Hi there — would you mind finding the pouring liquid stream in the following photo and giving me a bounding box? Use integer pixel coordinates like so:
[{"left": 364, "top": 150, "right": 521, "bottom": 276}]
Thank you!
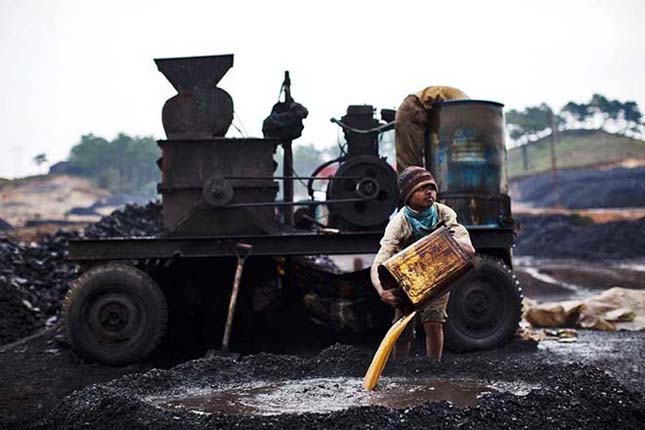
[{"left": 363, "top": 311, "right": 417, "bottom": 390}]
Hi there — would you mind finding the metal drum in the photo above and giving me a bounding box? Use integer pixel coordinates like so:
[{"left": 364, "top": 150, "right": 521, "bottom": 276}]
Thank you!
[{"left": 427, "top": 100, "right": 511, "bottom": 227}]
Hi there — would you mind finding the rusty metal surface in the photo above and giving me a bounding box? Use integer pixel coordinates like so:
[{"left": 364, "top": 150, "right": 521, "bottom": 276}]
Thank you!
[
  {"left": 68, "top": 232, "right": 384, "bottom": 261},
  {"left": 202, "top": 177, "right": 234, "bottom": 207},
  {"left": 66, "top": 228, "right": 512, "bottom": 262},
  {"left": 378, "top": 227, "right": 473, "bottom": 306},
  {"left": 158, "top": 138, "right": 280, "bottom": 236},
  {"left": 439, "top": 192, "right": 513, "bottom": 227},
  {"left": 428, "top": 100, "right": 511, "bottom": 227},
  {"left": 155, "top": 54, "right": 234, "bottom": 139}
]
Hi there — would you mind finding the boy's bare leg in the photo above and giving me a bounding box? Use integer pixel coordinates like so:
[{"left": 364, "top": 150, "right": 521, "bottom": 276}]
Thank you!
[
  {"left": 423, "top": 321, "right": 444, "bottom": 360},
  {"left": 393, "top": 340, "right": 412, "bottom": 359}
]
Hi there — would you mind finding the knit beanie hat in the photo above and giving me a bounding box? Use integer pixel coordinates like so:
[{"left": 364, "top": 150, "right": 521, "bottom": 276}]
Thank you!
[{"left": 398, "top": 166, "right": 438, "bottom": 203}]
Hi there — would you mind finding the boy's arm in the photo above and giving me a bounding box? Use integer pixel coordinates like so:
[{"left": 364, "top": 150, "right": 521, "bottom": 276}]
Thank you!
[{"left": 370, "top": 213, "right": 408, "bottom": 305}]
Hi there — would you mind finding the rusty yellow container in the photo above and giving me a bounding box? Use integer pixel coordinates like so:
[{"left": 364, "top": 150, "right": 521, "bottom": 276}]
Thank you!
[{"left": 377, "top": 226, "right": 473, "bottom": 307}]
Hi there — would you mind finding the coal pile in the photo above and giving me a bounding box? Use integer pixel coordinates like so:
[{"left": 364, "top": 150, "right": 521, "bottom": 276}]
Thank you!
[
  {"left": 0, "top": 201, "right": 162, "bottom": 346},
  {"left": 515, "top": 214, "right": 645, "bottom": 260},
  {"left": 83, "top": 200, "right": 161, "bottom": 238},
  {"left": 34, "top": 344, "right": 645, "bottom": 430},
  {"left": 511, "top": 166, "right": 645, "bottom": 209},
  {"left": 0, "top": 216, "right": 12, "bottom": 231},
  {"left": 0, "top": 232, "right": 77, "bottom": 345}
]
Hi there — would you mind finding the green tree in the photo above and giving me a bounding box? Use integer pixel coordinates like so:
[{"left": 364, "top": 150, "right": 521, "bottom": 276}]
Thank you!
[
  {"left": 622, "top": 101, "right": 643, "bottom": 132},
  {"left": 561, "top": 101, "right": 590, "bottom": 123},
  {"left": 508, "top": 94, "right": 645, "bottom": 144},
  {"left": 560, "top": 94, "right": 644, "bottom": 135},
  {"left": 67, "top": 133, "right": 160, "bottom": 198},
  {"left": 32, "top": 153, "right": 48, "bottom": 166},
  {"left": 506, "top": 103, "right": 556, "bottom": 143}
]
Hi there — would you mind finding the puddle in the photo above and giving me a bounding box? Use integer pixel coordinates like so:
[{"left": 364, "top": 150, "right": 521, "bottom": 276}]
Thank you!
[
  {"left": 615, "top": 261, "right": 645, "bottom": 272},
  {"left": 518, "top": 266, "right": 593, "bottom": 297},
  {"left": 154, "top": 377, "right": 536, "bottom": 416}
]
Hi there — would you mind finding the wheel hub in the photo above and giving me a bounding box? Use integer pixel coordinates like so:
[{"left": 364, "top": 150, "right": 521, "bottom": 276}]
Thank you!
[
  {"left": 87, "top": 292, "right": 141, "bottom": 343},
  {"left": 99, "top": 302, "right": 129, "bottom": 331},
  {"left": 456, "top": 280, "right": 500, "bottom": 329},
  {"left": 356, "top": 177, "right": 379, "bottom": 200},
  {"left": 465, "top": 291, "right": 488, "bottom": 318}
]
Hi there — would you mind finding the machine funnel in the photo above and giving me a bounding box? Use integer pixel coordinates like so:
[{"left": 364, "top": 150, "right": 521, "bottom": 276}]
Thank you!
[
  {"left": 154, "top": 54, "right": 234, "bottom": 138},
  {"left": 155, "top": 54, "right": 234, "bottom": 92}
]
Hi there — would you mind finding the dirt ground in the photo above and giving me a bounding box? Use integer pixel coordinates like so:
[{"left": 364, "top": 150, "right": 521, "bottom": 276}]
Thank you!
[
  {"left": 1, "top": 258, "right": 644, "bottom": 430},
  {"left": 2, "top": 202, "right": 645, "bottom": 429},
  {"left": 1, "top": 328, "right": 643, "bottom": 429}
]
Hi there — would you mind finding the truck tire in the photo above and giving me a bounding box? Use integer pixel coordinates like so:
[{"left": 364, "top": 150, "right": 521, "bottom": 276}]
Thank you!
[
  {"left": 63, "top": 263, "right": 168, "bottom": 365},
  {"left": 445, "top": 255, "right": 522, "bottom": 352}
]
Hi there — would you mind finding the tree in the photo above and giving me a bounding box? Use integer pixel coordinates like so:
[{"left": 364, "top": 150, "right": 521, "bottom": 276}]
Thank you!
[
  {"left": 508, "top": 94, "right": 645, "bottom": 145},
  {"left": 622, "top": 101, "right": 643, "bottom": 133},
  {"left": 505, "top": 103, "right": 556, "bottom": 144},
  {"left": 560, "top": 101, "right": 590, "bottom": 123},
  {"left": 559, "top": 94, "right": 644, "bottom": 135},
  {"left": 67, "top": 133, "right": 160, "bottom": 197},
  {"left": 32, "top": 153, "right": 48, "bottom": 167}
]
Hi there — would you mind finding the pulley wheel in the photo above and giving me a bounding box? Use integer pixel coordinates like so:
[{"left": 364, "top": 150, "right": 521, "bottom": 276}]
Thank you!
[
  {"left": 326, "top": 155, "right": 397, "bottom": 227},
  {"left": 203, "top": 176, "right": 234, "bottom": 207}
]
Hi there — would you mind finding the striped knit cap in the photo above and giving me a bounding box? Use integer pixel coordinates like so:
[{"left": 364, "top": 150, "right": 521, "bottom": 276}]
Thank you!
[{"left": 398, "top": 166, "right": 438, "bottom": 203}]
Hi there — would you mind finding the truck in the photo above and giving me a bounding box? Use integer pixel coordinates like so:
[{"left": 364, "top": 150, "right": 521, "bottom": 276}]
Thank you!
[{"left": 63, "top": 54, "right": 523, "bottom": 365}]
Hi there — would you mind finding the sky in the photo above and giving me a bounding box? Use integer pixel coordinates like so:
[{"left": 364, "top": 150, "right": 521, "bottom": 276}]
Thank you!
[{"left": 1, "top": 0, "right": 644, "bottom": 178}]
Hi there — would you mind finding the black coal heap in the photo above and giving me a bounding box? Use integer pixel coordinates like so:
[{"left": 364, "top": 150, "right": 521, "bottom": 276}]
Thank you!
[{"left": 0, "top": 201, "right": 162, "bottom": 346}]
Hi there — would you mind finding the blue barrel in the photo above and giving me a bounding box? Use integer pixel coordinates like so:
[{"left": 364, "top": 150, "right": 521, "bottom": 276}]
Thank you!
[{"left": 427, "top": 100, "right": 511, "bottom": 227}]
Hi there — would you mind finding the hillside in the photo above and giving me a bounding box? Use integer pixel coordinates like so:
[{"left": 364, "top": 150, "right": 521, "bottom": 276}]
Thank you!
[
  {"left": 510, "top": 166, "right": 645, "bottom": 209},
  {"left": 507, "top": 129, "right": 645, "bottom": 178},
  {"left": 0, "top": 174, "right": 111, "bottom": 227}
]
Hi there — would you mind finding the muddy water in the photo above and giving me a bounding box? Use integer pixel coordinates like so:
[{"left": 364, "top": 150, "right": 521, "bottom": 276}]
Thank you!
[
  {"left": 515, "top": 257, "right": 645, "bottom": 302},
  {"left": 155, "top": 377, "right": 536, "bottom": 416}
]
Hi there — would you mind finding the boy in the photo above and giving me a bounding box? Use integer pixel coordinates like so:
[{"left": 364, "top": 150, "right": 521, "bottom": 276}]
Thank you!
[{"left": 370, "top": 166, "right": 475, "bottom": 359}]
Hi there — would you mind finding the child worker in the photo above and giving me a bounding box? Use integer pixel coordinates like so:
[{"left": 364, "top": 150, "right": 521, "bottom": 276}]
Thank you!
[{"left": 370, "top": 166, "right": 475, "bottom": 360}]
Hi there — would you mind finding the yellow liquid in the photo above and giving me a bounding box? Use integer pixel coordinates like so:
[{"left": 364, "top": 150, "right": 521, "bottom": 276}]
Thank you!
[{"left": 363, "top": 311, "right": 417, "bottom": 391}]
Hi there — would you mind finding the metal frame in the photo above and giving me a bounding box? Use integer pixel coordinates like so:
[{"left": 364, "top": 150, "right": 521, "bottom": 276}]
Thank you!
[{"left": 68, "top": 226, "right": 513, "bottom": 262}]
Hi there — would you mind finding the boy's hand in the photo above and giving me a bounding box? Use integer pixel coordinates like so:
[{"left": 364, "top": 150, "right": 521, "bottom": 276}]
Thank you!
[{"left": 379, "top": 289, "right": 402, "bottom": 307}]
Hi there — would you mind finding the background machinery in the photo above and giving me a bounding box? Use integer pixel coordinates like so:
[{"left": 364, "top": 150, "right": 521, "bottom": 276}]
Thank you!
[{"left": 64, "top": 54, "right": 522, "bottom": 364}]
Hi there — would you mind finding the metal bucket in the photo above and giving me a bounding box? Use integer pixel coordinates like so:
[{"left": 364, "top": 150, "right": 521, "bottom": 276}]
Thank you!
[{"left": 377, "top": 226, "right": 473, "bottom": 307}]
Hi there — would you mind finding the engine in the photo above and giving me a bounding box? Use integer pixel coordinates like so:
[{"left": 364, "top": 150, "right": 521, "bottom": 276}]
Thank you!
[
  {"left": 324, "top": 105, "right": 398, "bottom": 230},
  {"left": 155, "top": 54, "right": 398, "bottom": 236}
]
